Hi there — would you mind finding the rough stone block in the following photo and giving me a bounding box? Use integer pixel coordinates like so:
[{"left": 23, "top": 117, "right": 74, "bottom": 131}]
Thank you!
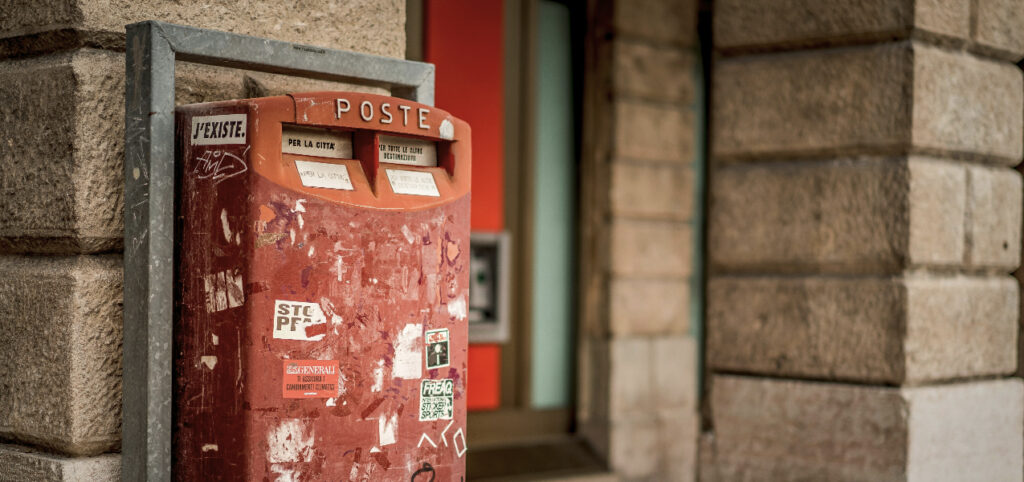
[
  {"left": 714, "top": 0, "right": 972, "bottom": 51},
  {"left": 965, "top": 165, "right": 1022, "bottom": 270},
  {"left": 0, "top": 0, "right": 405, "bottom": 58},
  {"left": 906, "top": 157, "right": 966, "bottom": 266},
  {"left": 707, "top": 275, "right": 1018, "bottom": 384},
  {"left": 651, "top": 335, "right": 697, "bottom": 409},
  {"left": 609, "top": 278, "right": 690, "bottom": 335},
  {"left": 613, "top": 40, "right": 694, "bottom": 102},
  {"left": 713, "top": 44, "right": 911, "bottom": 160},
  {"left": 613, "top": 0, "right": 696, "bottom": 46},
  {"left": 973, "top": 0, "right": 1024, "bottom": 61},
  {"left": 0, "top": 49, "right": 385, "bottom": 254},
  {"left": 702, "top": 376, "right": 1023, "bottom": 481},
  {"left": 715, "top": 0, "right": 906, "bottom": 50},
  {"left": 610, "top": 162, "right": 694, "bottom": 221},
  {"left": 903, "top": 275, "right": 1019, "bottom": 381},
  {"left": 0, "top": 444, "right": 119, "bottom": 482},
  {"left": 614, "top": 100, "right": 694, "bottom": 163},
  {"left": 912, "top": 45, "right": 1023, "bottom": 164},
  {"left": 710, "top": 157, "right": 965, "bottom": 274},
  {"left": 608, "top": 417, "right": 659, "bottom": 479},
  {"left": 0, "top": 255, "right": 122, "bottom": 456},
  {"left": 609, "top": 337, "right": 654, "bottom": 417},
  {"left": 714, "top": 43, "right": 1023, "bottom": 163},
  {"left": 657, "top": 410, "right": 698, "bottom": 482},
  {"left": 609, "top": 219, "right": 691, "bottom": 277}
]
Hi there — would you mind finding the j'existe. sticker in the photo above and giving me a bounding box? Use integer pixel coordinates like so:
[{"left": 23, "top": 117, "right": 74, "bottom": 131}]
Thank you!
[
  {"left": 419, "top": 378, "right": 454, "bottom": 421},
  {"left": 425, "top": 328, "right": 450, "bottom": 370}
]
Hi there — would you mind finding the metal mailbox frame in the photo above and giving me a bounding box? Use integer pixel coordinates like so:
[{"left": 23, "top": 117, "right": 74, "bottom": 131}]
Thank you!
[{"left": 123, "top": 21, "right": 435, "bottom": 480}]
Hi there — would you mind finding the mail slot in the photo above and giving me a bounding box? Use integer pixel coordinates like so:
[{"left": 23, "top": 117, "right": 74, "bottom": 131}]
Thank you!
[{"left": 173, "top": 92, "right": 470, "bottom": 481}]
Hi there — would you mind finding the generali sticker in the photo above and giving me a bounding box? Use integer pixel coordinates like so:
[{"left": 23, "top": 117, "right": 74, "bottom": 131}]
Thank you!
[{"left": 283, "top": 360, "right": 339, "bottom": 398}]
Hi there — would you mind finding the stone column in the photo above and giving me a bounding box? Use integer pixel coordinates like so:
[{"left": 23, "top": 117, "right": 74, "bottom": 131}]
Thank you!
[
  {"left": 577, "top": 0, "right": 703, "bottom": 479},
  {"left": 704, "top": 0, "right": 1024, "bottom": 480},
  {"left": 0, "top": 2, "right": 404, "bottom": 479}
]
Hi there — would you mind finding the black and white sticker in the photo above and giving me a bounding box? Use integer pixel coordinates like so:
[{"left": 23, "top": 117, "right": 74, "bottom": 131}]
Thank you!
[
  {"left": 273, "top": 300, "right": 328, "bottom": 341},
  {"left": 191, "top": 114, "right": 247, "bottom": 145},
  {"left": 425, "top": 328, "right": 450, "bottom": 370},
  {"left": 419, "top": 379, "right": 454, "bottom": 421}
]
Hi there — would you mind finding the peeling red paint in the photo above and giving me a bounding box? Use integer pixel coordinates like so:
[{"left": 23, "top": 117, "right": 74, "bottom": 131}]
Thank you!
[{"left": 175, "top": 93, "right": 469, "bottom": 481}]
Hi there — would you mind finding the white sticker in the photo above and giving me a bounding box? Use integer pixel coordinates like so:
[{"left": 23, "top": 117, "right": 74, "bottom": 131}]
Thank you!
[
  {"left": 378, "top": 135, "right": 437, "bottom": 167},
  {"left": 386, "top": 169, "right": 440, "bottom": 197},
  {"left": 273, "top": 300, "right": 328, "bottom": 341},
  {"left": 419, "top": 379, "right": 454, "bottom": 421},
  {"left": 294, "top": 160, "right": 354, "bottom": 191},
  {"left": 282, "top": 126, "right": 353, "bottom": 159},
  {"left": 191, "top": 114, "right": 247, "bottom": 145}
]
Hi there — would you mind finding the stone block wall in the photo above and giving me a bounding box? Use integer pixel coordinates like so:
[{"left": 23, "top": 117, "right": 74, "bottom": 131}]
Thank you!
[
  {"left": 577, "top": 0, "right": 702, "bottom": 479},
  {"left": 0, "top": 1, "right": 405, "bottom": 478},
  {"left": 703, "top": 0, "right": 1024, "bottom": 480}
]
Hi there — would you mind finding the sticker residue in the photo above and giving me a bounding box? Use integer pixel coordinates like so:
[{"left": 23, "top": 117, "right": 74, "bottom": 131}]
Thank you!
[
  {"left": 266, "top": 419, "right": 314, "bottom": 463},
  {"left": 392, "top": 323, "right": 422, "bottom": 379}
]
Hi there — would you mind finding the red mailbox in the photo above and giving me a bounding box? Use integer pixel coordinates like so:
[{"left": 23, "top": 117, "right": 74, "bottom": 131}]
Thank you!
[{"left": 173, "top": 92, "right": 470, "bottom": 481}]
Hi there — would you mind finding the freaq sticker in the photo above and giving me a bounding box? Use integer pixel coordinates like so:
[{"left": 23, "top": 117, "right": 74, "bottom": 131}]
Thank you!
[
  {"left": 419, "top": 379, "right": 454, "bottom": 421},
  {"left": 425, "top": 328, "right": 450, "bottom": 370}
]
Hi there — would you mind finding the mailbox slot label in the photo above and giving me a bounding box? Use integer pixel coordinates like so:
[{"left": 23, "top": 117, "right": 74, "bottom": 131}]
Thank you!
[
  {"left": 294, "top": 160, "right": 355, "bottom": 191},
  {"left": 386, "top": 169, "right": 440, "bottom": 197},
  {"left": 282, "top": 125, "right": 353, "bottom": 159},
  {"left": 379, "top": 135, "right": 437, "bottom": 167}
]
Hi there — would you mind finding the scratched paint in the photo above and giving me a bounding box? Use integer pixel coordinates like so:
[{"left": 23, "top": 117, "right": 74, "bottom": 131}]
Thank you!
[{"left": 174, "top": 93, "right": 469, "bottom": 481}]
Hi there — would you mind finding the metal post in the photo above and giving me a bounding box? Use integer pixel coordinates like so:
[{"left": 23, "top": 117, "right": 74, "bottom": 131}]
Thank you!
[{"left": 123, "top": 21, "right": 435, "bottom": 479}]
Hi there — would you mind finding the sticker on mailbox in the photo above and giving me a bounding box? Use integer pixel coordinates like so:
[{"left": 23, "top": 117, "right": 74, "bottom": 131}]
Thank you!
[
  {"left": 386, "top": 169, "right": 440, "bottom": 197},
  {"left": 419, "top": 378, "right": 454, "bottom": 421},
  {"left": 273, "top": 300, "right": 329, "bottom": 341},
  {"left": 425, "top": 328, "right": 450, "bottom": 369},
  {"left": 191, "top": 114, "right": 247, "bottom": 145},
  {"left": 294, "top": 160, "right": 354, "bottom": 191},
  {"left": 283, "top": 360, "right": 339, "bottom": 398}
]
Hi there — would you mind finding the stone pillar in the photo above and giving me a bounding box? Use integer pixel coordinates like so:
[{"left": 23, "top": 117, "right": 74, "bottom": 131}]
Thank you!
[
  {"left": 0, "top": 2, "right": 404, "bottom": 479},
  {"left": 577, "top": 0, "right": 702, "bottom": 479},
  {"left": 704, "top": 0, "right": 1024, "bottom": 480}
]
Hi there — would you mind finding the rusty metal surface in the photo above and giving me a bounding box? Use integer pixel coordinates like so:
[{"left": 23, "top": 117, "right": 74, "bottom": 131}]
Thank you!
[
  {"left": 173, "top": 93, "right": 469, "bottom": 480},
  {"left": 124, "top": 21, "right": 435, "bottom": 480}
]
